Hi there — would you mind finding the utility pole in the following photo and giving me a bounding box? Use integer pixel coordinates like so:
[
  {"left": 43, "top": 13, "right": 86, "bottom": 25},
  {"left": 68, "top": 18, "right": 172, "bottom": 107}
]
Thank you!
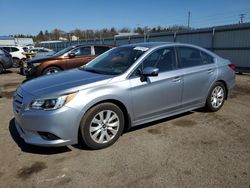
[
  {"left": 188, "top": 11, "right": 191, "bottom": 28},
  {"left": 144, "top": 26, "right": 148, "bottom": 42},
  {"left": 239, "top": 14, "right": 246, "bottom": 24}
]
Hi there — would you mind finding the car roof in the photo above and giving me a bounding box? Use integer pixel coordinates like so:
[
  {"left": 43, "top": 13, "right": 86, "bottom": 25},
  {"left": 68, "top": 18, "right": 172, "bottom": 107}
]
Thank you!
[
  {"left": 121, "top": 42, "right": 174, "bottom": 49},
  {"left": 70, "top": 44, "right": 114, "bottom": 48}
]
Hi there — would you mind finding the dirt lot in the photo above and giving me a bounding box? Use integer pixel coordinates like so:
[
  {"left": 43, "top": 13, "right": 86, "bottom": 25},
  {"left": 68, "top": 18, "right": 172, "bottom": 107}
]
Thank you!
[{"left": 0, "top": 69, "right": 249, "bottom": 188}]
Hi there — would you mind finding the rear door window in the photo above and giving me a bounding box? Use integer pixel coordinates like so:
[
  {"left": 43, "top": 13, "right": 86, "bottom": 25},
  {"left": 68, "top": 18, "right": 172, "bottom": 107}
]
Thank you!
[
  {"left": 178, "top": 47, "right": 204, "bottom": 68},
  {"left": 201, "top": 51, "right": 214, "bottom": 64},
  {"left": 94, "top": 46, "right": 110, "bottom": 55}
]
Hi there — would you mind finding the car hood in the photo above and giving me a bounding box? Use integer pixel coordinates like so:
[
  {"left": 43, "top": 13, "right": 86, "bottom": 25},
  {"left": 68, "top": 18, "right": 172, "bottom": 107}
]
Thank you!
[
  {"left": 21, "top": 69, "right": 114, "bottom": 97},
  {"left": 28, "top": 55, "right": 56, "bottom": 64}
]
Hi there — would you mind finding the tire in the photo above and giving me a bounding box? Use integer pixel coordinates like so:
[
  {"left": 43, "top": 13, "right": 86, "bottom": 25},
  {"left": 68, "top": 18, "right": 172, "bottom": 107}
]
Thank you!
[
  {"left": 205, "top": 82, "right": 226, "bottom": 112},
  {"left": 43, "top": 66, "right": 62, "bottom": 75},
  {"left": 80, "top": 103, "right": 124, "bottom": 150},
  {"left": 12, "top": 58, "right": 20, "bottom": 68},
  {"left": 0, "top": 63, "right": 4, "bottom": 74}
]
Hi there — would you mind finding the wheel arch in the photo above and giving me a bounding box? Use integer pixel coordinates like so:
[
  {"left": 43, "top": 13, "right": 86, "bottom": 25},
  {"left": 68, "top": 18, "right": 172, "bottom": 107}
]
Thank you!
[{"left": 216, "top": 80, "right": 228, "bottom": 99}]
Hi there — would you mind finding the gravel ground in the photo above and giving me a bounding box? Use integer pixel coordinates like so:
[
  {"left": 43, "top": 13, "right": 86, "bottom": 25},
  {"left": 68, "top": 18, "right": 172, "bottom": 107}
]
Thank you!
[{"left": 0, "top": 69, "right": 249, "bottom": 188}]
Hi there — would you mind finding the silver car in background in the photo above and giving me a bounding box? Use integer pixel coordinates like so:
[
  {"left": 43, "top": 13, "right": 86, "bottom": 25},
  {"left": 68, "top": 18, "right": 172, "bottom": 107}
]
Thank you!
[
  {"left": 0, "top": 48, "right": 13, "bottom": 73},
  {"left": 30, "top": 47, "right": 55, "bottom": 58},
  {"left": 13, "top": 42, "right": 235, "bottom": 149}
]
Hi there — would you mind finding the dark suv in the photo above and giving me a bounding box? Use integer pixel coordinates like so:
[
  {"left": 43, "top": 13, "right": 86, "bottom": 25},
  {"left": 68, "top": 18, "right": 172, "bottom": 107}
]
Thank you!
[
  {"left": 22, "top": 44, "right": 113, "bottom": 77},
  {"left": 0, "top": 48, "right": 13, "bottom": 74}
]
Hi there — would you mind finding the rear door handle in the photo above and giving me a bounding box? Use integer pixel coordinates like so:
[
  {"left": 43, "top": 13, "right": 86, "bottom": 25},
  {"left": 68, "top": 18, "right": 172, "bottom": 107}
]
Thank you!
[
  {"left": 172, "top": 76, "right": 181, "bottom": 82},
  {"left": 207, "top": 69, "right": 214, "bottom": 74}
]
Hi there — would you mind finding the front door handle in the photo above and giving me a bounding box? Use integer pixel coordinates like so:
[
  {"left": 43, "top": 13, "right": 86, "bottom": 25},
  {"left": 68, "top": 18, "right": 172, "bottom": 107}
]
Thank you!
[{"left": 172, "top": 76, "right": 181, "bottom": 82}]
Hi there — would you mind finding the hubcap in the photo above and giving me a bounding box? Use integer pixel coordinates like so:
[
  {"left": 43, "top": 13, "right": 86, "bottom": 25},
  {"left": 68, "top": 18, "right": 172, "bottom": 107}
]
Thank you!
[
  {"left": 211, "top": 86, "right": 224, "bottom": 109},
  {"left": 89, "top": 110, "right": 120, "bottom": 144},
  {"left": 46, "top": 69, "right": 59, "bottom": 75}
]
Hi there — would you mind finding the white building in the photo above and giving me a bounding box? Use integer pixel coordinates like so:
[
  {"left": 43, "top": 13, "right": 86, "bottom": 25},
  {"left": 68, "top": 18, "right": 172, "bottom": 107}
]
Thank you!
[
  {"left": 0, "top": 36, "right": 34, "bottom": 46},
  {"left": 114, "top": 33, "right": 139, "bottom": 38},
  {"left": 15, "top": 38, "right": 34, "bottom": 46},
  {"left": 71, "top": 35, "right": 79, "bottom": 41},
  {"left": 0, "top": 36, "right": 16, "bottom": 46}
]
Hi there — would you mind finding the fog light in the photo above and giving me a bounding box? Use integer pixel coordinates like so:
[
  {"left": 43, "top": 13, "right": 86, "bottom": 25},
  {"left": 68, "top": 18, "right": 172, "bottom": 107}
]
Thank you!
[{"left": 38, "top": 132, "right": 60, "bottom": 141}]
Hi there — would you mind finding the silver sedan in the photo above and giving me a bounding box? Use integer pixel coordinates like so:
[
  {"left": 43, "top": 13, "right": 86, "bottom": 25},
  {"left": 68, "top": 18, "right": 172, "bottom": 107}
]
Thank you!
[{"left": 13, "top": 42, "right": 235, "bottom": 149}]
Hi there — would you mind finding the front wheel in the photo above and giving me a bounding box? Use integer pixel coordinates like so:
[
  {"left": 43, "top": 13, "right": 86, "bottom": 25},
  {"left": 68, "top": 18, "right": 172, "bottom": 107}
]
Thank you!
[
  {"left": 80, "top": 103, "right": 124, "bottom": 149},
  {"left": 205, "top": 82, "right": 226, "bottom": 112},
  {"left": 43, "top": 66, "right": 62, "bottom": 75}
]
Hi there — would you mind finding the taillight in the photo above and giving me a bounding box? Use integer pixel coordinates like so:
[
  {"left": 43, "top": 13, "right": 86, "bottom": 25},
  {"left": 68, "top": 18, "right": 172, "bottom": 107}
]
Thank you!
[{"left": 228, "top": 63, "right": 235, "bottom": 71}]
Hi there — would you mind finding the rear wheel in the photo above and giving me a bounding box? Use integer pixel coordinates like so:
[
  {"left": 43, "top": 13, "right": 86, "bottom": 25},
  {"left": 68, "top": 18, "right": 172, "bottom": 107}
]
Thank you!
[
  {"left": 43, "top": 66, "right": 62, "bottom": 75},
  {"left": 205, "top": 82, "right": 226, "bottom": 112},
  {"left": 80, "top": 103, "right": 124, "bottom": 149}
]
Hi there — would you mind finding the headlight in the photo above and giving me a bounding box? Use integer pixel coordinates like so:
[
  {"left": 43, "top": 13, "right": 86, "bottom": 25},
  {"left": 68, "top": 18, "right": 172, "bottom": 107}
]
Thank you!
[
  {"left": 32, "top": 62, "right": 41, "bottom": 67},
  {"left": 29, "top": 92, "right": 77, "bottom": 110}
]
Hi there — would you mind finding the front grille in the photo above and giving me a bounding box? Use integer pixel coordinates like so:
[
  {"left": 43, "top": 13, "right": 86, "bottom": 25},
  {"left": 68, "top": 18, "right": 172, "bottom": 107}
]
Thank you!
[{"left": 14, "top": 91, "right": 24, "bottom": 113}]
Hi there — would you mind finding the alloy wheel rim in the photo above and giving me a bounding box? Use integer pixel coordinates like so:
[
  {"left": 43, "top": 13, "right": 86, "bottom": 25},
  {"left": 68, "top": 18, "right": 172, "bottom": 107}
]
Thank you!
[
  {"left": 89, "top": 110, "right": 120, "bottom": 144},
  {"left": 211, "top": 86, "right": 224, "bottom": 109},
  {"left": 46, "top": 69, "right": 58, "bottom": 75}
]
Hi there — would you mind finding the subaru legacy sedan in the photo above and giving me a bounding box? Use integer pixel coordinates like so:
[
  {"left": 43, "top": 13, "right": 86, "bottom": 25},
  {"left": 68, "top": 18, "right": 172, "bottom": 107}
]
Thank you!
[{"left": 13, "top": 42, "right": 235, "bottom": 149}]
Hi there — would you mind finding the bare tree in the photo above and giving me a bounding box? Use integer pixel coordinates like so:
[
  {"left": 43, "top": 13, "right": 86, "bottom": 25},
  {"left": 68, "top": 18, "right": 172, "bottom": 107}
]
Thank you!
[{"left": 51, "top": 28, "right": 65, "bottom": 40}]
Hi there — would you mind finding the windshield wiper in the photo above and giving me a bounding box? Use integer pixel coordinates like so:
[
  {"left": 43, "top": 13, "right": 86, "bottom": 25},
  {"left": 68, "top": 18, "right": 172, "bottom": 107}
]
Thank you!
[
  {"left": 82, "top": 67, "right": 119, "bottom": 75},
  {"left": 85, "top": 68, "right": 102, "bottom": 74}
]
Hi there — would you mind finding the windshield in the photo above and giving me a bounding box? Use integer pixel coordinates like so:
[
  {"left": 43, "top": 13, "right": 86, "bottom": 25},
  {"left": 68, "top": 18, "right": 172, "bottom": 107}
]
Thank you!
[
  {"left": 82, "top": 46, "right": 148, "bottom": 75},
  {"left": 53, "top": 46, "right": 75, "bottom": 56}
]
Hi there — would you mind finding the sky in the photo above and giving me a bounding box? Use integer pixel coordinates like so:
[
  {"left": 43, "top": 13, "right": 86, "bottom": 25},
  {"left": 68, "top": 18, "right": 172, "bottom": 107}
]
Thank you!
[{"left": 0, "top": 0, "right": 249, "bottom": 35}]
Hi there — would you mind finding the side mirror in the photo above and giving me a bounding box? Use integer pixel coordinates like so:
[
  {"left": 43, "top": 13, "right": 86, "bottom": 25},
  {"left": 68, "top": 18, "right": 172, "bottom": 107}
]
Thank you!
[
  {"left": 140, "top": 67, "right": 159, "bottom": 82},
  {"left": 142, "top": 67, "right": 159, "bottom": 77},
  {"left": 68, "top": 53, "right": 76, "bottom": 58}
]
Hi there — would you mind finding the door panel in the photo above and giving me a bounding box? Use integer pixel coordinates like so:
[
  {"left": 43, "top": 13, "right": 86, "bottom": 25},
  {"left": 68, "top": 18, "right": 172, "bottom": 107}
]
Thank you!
[
  {"left": 181, "top": 64, "right": 217, "bottom": 106},
  {"left": 177, "top": 47, "right": 217, "bottom": 106},
  {"left": 130, "top": 70, "right": 183, "bottom": 123},
  {"left": 66, "top": 56, "right": 95, "bottom": 69}
]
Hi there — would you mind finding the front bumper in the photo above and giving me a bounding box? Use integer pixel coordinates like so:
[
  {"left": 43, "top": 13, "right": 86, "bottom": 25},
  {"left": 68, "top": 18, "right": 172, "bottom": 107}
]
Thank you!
[
  {"left": 20, "top": 61, "right": 37, "bottom": 77},
  {"left": 15, "top": 120, "right": 74, "bottom": 147},
  {"left": 24, "top": 66, "right": 37, "bottom": 77},
  {"left": 13, "top": 89, "right": 81, "bottom": 147}
]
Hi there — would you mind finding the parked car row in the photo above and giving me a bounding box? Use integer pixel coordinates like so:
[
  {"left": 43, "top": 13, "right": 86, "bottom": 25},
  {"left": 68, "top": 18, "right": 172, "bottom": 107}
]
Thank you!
[
  {"left": 13, "top": 42, "right": 235, "bottom": 149},
  {"left": 0, "top": 45, "right": 56, "bottom": 73},
  {"left": 0, "top": 46, "right": 26, "bottom": 68}
]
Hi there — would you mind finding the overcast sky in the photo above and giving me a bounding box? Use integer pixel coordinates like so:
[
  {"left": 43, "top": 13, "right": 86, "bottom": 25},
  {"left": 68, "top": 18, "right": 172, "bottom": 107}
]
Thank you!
[{"left": 0, "top": 0, "right": 249, "bottom": 35}]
